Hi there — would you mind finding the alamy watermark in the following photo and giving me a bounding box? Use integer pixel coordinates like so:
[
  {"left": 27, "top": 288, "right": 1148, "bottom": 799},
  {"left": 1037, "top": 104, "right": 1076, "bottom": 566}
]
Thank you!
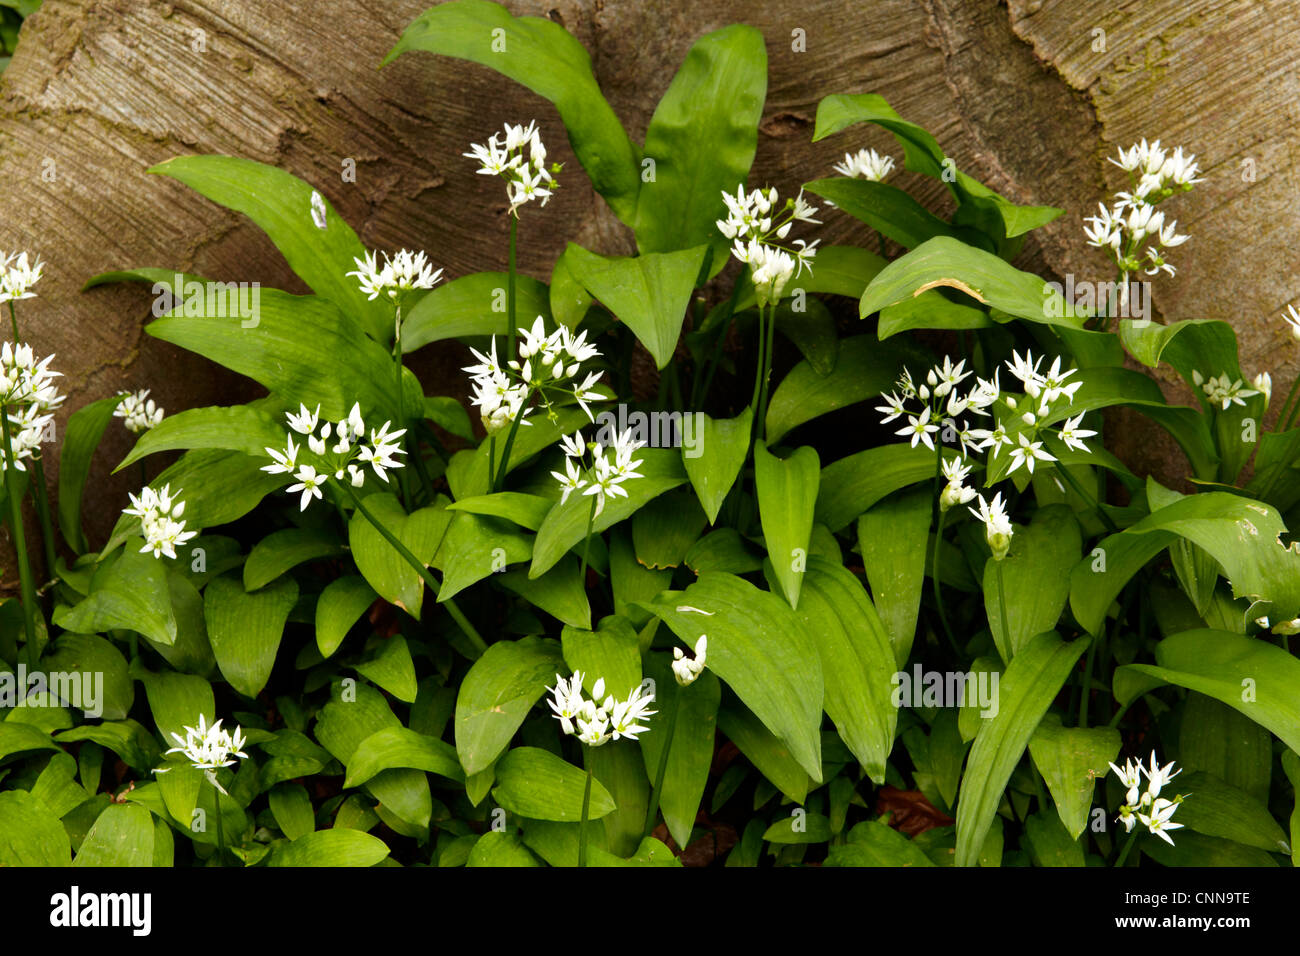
[
  {"left": 891, "top": 664, "right": 1000, "bottom": 718},
  {"left": 151, "top": 272, "right": 261, "bottom": 328},
  {"left": 593, "top": 404, "right": 704, "bottom": 458},
  {"left": 0, "top": 665, "right": 103, "bottom": 718},
  {"left": 1042, "top": 275, "right": 1151, "bottom": 324}
]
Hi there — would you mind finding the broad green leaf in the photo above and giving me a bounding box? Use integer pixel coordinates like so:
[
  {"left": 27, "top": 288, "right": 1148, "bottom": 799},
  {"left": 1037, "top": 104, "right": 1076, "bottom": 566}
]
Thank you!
[
  {"left": 817, "top": 443, "right": 961, "bottom": 532},
  {"left": 447, "top": 407, "right": 588, "bottom": 500},
  {"left": 860, "top": 236, "right": 1079, "bottom": 326},
  {"left": 268, "top": 828, "right": 389, "bottom": 867},
  {"left": 1284, "top": 751, "right": 1300, "bottom": 866},
  {"left": 1114, "top": 629, "right": 1300, "bottom": 755},
  {"left": 204, "top": 574, "right": 299, "bottom": 699},
  {"left": 954, "top": 631, "right": 1089, "bottom": 867},
  {"left": 57, "top": 395, "right": 125, "bottom": 553},
  {"left": 43, "top": 633, "right": 132, "bottom": 720},
  {"left": 1024, "top": 811, "right": 1084, "bottom": 867},
  {"left": 269, "top": 783, "right": 315, "bottom": 840},
  {"left": 983, "top": 505, "right": 1081, "bottom": 661},
  {"left": 755, "top": 442, "right": 819, "bottom": 609},
  {"left": 791, "top": 557, "right": 897, "bottom": 783},
  {"left": 634, "top": 25, "right": 765, "bottom": 267},
  {"left": 1174, "top": 771, "right": 1289, "bottom": 853},
  {"left": 773, "top": 297, "right": 839, "bottom": 375},
  {"left": 499, "top": 555, "right": 591, "bottom": 629},
  {"left": 1179, "top": 692, "right": 1271, "bottom": 804},
  {"left": 550, "top": 248, "right": 593, "bottom": 329},
  {"left": 716, "top": 702, "right": 810, "bottom": 804},
  {"left": 766, "top": 336, "right": 915, "bottom": 444},
  {"left": 530, "top": 448, "right": 687, "bottom": 579},
  {"left": 0, "top": 723, "right": 63, "bottom": 763},
  {"left": 433, "top": 510, "right": 531, "bottom": 602},
  {"left": 1028, "top": 714, "right": 1120, "bottom": 840},
  {"left": 149, "top": 156, "right": 390, "bottom": 340},
  {"left": 493, "top": 746, "right": 616, "bottom": 821},
  {"left": 684, "top": 528, "right": 763, "bottom": 575},
  {"left": 1140, "top": 829, "right": 1277, "bottom": 867},
  {"left": 384, "top": 0, "right": 641, "bottom": 222},
  {"left": 0, "top": 790, "right": 71, "bottom": 865},
  {"left": 116, "top": 404, "right": 286, "bottom": 472},
  {"left": 424, "top": 395, "right": 475, "bottom": 442},
  {"left": 563, "top": 243, "right": 707, "bottom": 368},
  {"left": 806, "top": 178, "right": 969, "bottom": 249},
  {"left": 587, "top": 740, "right": 649, "bottom": 857},
  {"left": 877, "top": 289, "right": 993, "bottom": 339},
  {"left": 645, "top": 573, "right": 823, "bottom": 779},
  {"left": 683, "top": 408, "right": 751, "bottom": 525},
  {"left": 31, "top": 754, "right": 90, "bottom": 820},
  {"left": 315, "top": 575, "right": 377, "bottom": 658},
  {"left": 73, "top": 803, "right": 153, "bottom": 867},
  {"left": 54, "top": 721, "right": 161, "bottom": 772},
  {"left": 349, "top": 495, "right": 450, "bottom": 617},
  {"left": 402, "top": 271, "right": 551, "bottom": 351},
  {"left": 53, "top": 540, "right": 176, "bottom": 647},
  {"left": 632, "top": 488, "right": 707, "bottom": 569},
  {"left": 639, "top": 655, "right": 720, "bottom": 848},
  {"left": 454, "top": 637, "right": 564, "bottom": 776},
  {"left": 561, "top": 617, "right": 642, "bottom": 701},
  {"left": 764, "top": 812, "right": 833, "bottom": 844},
  {"left": 857, "top": 487, "right": 930, "bottom": 665},
  {"left": 825, "top": 820, "right": 933, "bottom": 867},
  {"left": 343, "top": 726, "right": 463, "bottom": 788},
  {"left": 446, "top": 492, "right": 552, "bottom": 531},
  {"left": 244, "top": 526, "right": 346, "bottom": 591},
  {"left": 609, "top": 528, "right": 672, "bottom": 627},
  {"left": 353, "top": 634, "right": 418, "bottom": 703},
  {"left": 467, "top": 831, "right": 541, "bottom": 867}
]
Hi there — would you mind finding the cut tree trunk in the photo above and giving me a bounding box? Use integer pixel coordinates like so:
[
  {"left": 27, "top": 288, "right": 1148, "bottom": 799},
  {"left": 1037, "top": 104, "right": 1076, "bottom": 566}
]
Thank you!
[{"left": 0, "top": 0, "right": 1294, "bottom": 587}]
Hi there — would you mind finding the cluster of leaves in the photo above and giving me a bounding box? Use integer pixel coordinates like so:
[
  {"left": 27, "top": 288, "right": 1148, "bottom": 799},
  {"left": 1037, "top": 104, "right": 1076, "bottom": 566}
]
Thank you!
[{"left": 2, "top": 0, "right": 1299, "bottom": 868}]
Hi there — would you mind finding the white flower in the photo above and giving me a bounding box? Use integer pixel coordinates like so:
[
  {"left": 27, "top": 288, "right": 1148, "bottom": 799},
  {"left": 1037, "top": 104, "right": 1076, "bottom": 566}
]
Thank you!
[
  {"left": 123, "top": 484, "right": 198, "bottom": 560},
  {"left": 1083, "top": 202, "right": 1123, "bottom": 251},
  {"left": 897, "top": 406, "right": 940, "bottom": 451},
  {"left": 969, "top": 492, "right": 1013, "bottom": 560},
  {"left": 286, "top": 465, "right": 326, "bottom": 511},
  {"left": 310, "top": 190, "right": 328, "bottom": 230},
  {"left": 465, "top": 121, "right": 557, "bottom": 213},
  {"left": 1199, "top": 372, "right": 1258, "bottom": 411},
  {"left": 114, "top": 389, "right": 164, "bottom": 434},
  {"left": 1141, "top": 751, "right": 1182, "bottom": 801},
  {"left": 347, "top": 248, "right": 443, "bottom": 300},
  {"left": 0, "top": 251, "right": 44, "bottom": 304},
  {"left": 608, "top": 683, "right": 657, "bottom": 740},
  {"left": 261, "top": 434, "right": 300, "bottom": 476},
  {"left": 1282, "top": 305, "right": 1300, "bottom": 343},
  {"left": 1113, "top": 751, "right": 1188, "bottom": 846},
  {"left": 875, "top": 391, "right": 907, "bottom": 425},
  {"left": 1006, "top": 432, "right": 1056, "bottom": 475},
  {"left": 286, "top": 403, "right": 321, "bottom": 436},
  {"left": 718, "top": 185, "right": 819, "bottom": 306},
  {"left": 1272, "top": 617, "right": 1300, "bottom": 636},
  {"left": 832, "top": 148, "right": 895, "bottom": 182},
  {"left": 672, "top": 635, "right": 708, "bottom": 686},
  {"left": 157, "top": 714, "right": 248, "bottom": 795},
  {"left": 939, "top": 458, "right": 977, "bottom": 512},
  {"left": 1253, "top": 372, "right": 1272, "bottom": 407},
  {"left": 551, "top": 456, "right": 587, "bottom": 505},
  {"left": 1057, "top": 413, "right": 1097, "bottom": 453},
  {"left": 549, "top": 671, "right": 653, "bottom": 747},
  {"left": 1139, "top": 797, "right": 1185, "bottom": 846},
  {"left": 1109, "top": 757, "right": 1144, "bottom": 807}
]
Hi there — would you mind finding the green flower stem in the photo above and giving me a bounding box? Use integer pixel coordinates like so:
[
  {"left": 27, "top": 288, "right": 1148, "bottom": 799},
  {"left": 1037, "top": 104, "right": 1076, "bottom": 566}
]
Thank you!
[
  {"left": 876, "top": 230, "right": 886, "bottom": 259},
  {"left": 343, "top": 485, "right": 487, "bottom": 656},
  {"left": 30, "top": 458, "right": 57, "bottom": 584},
  {"left": 1115, "top": 827, "right": 1139, "bottom": 867},
  {"left": 214, "top": 778, "right": 226, "bottom": 867},
  {"left": 747, "top": 302, "right": 768, "bottom": 443},
  {"left": 506, "top": 214, "right": 518, "bottom": 364},
  {"left": 694, "top": 265, "right": 748, "bottom": 413},
  {"left": 8, "top": 301, "right": 18, "bottom": 344},
  {"left": 995, "top": 558, "right": 1010, "bottom": 663},
  {"left": 1, "top": 404, "right": 38, "bottom": 667},
  {"left": 578, "top": 765, "right": 593, "bottom": 868},
  {"left": 491, "top": 388, "right": 533, "bottom": 494},
  {"left": 932, "top": 504, "right": 957, "bottom": 652},
  {"left": 1279, "top": 372, "right": 1300, "bottom": 432},
  {"left": 1053, "top": 461, "right": 1119, "bottom": 534},
  {"left": 756, "top": 300, "right": 778, "bottom": 443},
  {"left": 578, "top": 495, "right": 597, "bottom": 589},
  {"left": 392, "top": 301, "right": 412, "bottom": 510},
  {"left": 643, "top": 686, "right": 680, "bottom": 842},
  {"left": 1076, "top": 633, "right": 1098, "bottom": 728}
]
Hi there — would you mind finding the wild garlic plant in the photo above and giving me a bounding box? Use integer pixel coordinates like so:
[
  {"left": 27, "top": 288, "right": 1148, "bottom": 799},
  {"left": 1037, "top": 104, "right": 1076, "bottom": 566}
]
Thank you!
[
  {"left": 1110, "top": 754, "right": 1187, "bottom": 862},
  {"left": 551, "top": 426, "right": 645, "bottom": 585},
  {"left": 121, "top": 484, "right": 198, "bottom": 560},
  {"left": 155, "top": 714, "right": 249, "bottom": 865}
]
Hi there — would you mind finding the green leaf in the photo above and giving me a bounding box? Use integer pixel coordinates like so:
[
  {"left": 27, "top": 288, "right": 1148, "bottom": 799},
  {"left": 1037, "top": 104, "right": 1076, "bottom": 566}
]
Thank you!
[
  {"left": 1114, "top": 629, "right": 1300, "bottom": 756},
  {"left": 563, "top": 243, "right": 707, "bottom": 368},
  {"left": 454, "top": 637, "right": 564, "bottom": 776},
  {"left": 531, "top": 448, "right": 687, "bottom": 579},
  {"left": 1024, "top": 811, "right": 1084, "bottom": 867},
  {"left": 860, "top": 236, "right": 1079, "bottom": 326},
  {"left": 857, "top": 487, "right": 930, "bottom": 665},
  {"left": 640, "top": 655, "right": 720, "bottom": 848},
  {"left": 766, "top": 336, "right": 915, "bottom": 444},
  {"left": 954, "top": 631, "right": 1089, "bottom": 867},
  {"left": 424, "top": 396, "right": 475, "bottom": 443},
  {"left": 269, "top": 783, "right": 315, "bottom": 840},
  {"left": 493, "top": 746, "right": 616, "bottom": 821},
  {"left": 764, "top": 812, "right": 833, "bottom": 844},
  {"left": 0, "top": 791, "right": 71, "bottom": 865},
  {"left": 73, "top": 803, "right": 154, "bottom": 867},
  {"left": 244, "top": 526, "right": 346, "bottom": 591},
  {"left": 0, "top": 723, "right": 62, "bottom": 763},
  {"left": 447, "top": 407, "right": 588, "bottom": 500},
  {"left": 348, "top": 495, "right": 450, "bottom": 617},
  {"left": 468, "top": 831, "right": 541, "bottom": 867},
  {"left": 1140, "top": 829, "right": 1277, "bottom": 867},
  {"left": 353, "top": 634, "right": 419, "bottom": 703},
  {"left": 53, "top": 541, "right": 177, "bottom": 647},
  {"left": 204, "top": 574, "right": 299, "bottom": 699},
  {"left": 754, "top": 442, "right": 819, "bottom": 609},
  {"left": 716, "top": 702, "right": 810, "bottom": 804},
  {"left": 343, "top": 726, "right": 463, "bottom": 788},
  {"left": 149, "top": 155, "right": 390, "bottom": 341},
  {"left": 817, "top": 443, "right": 962, "bottom": 532},
  {"left": 561, "top": 617, "right": 642, "bottom": 701},
  {"left": 117, "top": 403, "right": 286, "bottom": 472},
  {"left": 1174, "top": 771, "right": 1290, "bottom": 853},
  {"left": 825, "top": 820, "right": 933, "bottom": 867},
  {"left": 645, "top": 573, "right": 823, "bottom": 780},
  {"left": 684, "top": 527, "right": 763, "bottom": 575},
  {"left": 632, "top": 488, "right": 708, "bottom": 569},
  {"left": 43, "top": 633, "right": 133, "bottom": 720},
  {"left": 402, "top": 271, "right": 551, "bottom": 352},
  {"left": 57, "top": 394, "right": 125, "bottom": 553},
  {"left": 683, "top": 408, "right": 751, "bottom": 525},
  {"left": 499, "top": 555, "right": 591, "bottom": 630},
  {"left": 587, "top": 740, "right": 649, "bottom": 856},
  {"left": 384, "top": 0, "right": 641, "bottom": 223},
  {"left": 791, "top": 557, "right": 897, "bottom": 783},
  {"left": 633, "top": 24, "right": 765, "bottom": 267},
  {"left": 446, "top": 492, "right": 553, "bottom": 531},
  {"left": 806, "top": 178, "right": 970, "bottom": 250},
  {"left": 268, "top": 828, "right": 390, "bottom": 867},
  {"left": 983, "top": 505, "right": 1081, "bottom": 661},
  {"left": 1028, "top": 714, "right": 1120, "bottom": 840},
  {"left": 877, "top": 289, "right": 993, "bottom": 339},
  {"left": 55, "top": 721, "right": 161, "bottom": 772},
  {"left": 433, "top": 511, "right": 532, "bottom": 602},
  {"left": 1179, "top": 692, "right": 1272, "bottom": 804},
  {"left": 315, "top": 576, "right": 376, "bottom": 659}
]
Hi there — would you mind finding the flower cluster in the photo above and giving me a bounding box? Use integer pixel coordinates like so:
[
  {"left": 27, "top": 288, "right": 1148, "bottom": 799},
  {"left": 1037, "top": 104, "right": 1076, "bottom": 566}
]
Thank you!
[
  {"left": 672, "top": 635, "right": 708, "bottom": 686},
  {"left": 0, "top": 251, "right": 44, "bottom": 304},
  {"left": 1084, "top": 140, "right": 1198, "bottom": 295},
  {"left": 114, "top": 388, "right": 164, "bottom": 434},
  {"left": 1110, "top": 752, "right": 1187, "bottom": 846},
  {"left": 716, "top": 185, "right": 821, "bottom": 307},
  {"left": 122, "top": 484, "right": 198, "bottom": 560},
  {"left": 0, "top": 342, "right": 64, "bottom": 473},
  {"left": 464, "top": 120, "right": 559, "bottom": 214},
  {"left": 832, "top": 147, "right": 896, "bottom": 182},
  {"left": 347, "top": 248, "right": 443, "bottom": 302},
  {"left": 551, "top": 427, "right": 644, "bottom": 519},
  {"left": 547, "top": 671, "right": 656, "bottom": 747},
  {"left": 969, "top": 492, "right": 1014, "bottom": 561},
  {"left": 464, "top": 317, "right": 606, "bottom": 434},
  {"left": 1283, "top": 305, "right": 1300, "bottom": 344},
  {"left": 262, "top": 403, "right": 406, "bottom": 511},
  {"left": 1192, "top": 370, "right": 1258, "bottom": 411},
  {"left": 156, "top": 714, "right": 248, "bottom": 794}
]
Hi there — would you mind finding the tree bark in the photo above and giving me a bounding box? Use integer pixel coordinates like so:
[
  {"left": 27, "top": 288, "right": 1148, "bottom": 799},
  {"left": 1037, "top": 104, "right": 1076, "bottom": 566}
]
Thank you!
[{"left": 0, "top": 0, "right": 1292, "bottom": 585}]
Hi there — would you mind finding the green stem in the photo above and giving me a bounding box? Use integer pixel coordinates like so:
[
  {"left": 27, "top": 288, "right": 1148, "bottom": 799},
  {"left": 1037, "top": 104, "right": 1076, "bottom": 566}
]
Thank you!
[
  {"left": 643, "top": 687, "right": 680, "bottom": 841},
  {"left": 491, "top": 392, "right": 531, "bottom": 494},
  {"left": 694, "top": 267, "right": 748, "bottom": 413},
  {"left": 757, "top": 300, "right": 778, "bottom": 443},
  {"left": 214, "top": 778, "right": 226, "bottom": 867},
  {"left": 506, "top": 215, "right": 518, "bottom": 364},
  {"left": 995, "top": 558, "right": 1010, "bottom": 662},
  {"left": 578, "top": 495, "right": 597, "bottom": 588},
  {"left": 1280, "top": 372, "right": 1300, "bottom": 432},
  {"left": 343, "top": 485, "right": 487, "bottom": 655},
  {"left": 8, "top": 301, "right": 18, "bottom": 344},
  {"left": 392, "top": 301, "right": 411, "bottom": 510},
  {"left": 876, "top": 230, "right": 886, "bottom": 260},
  {"left": 1115, "top": 827, "right": 1138, "bottom": 867},
  {"left": 1077, "top": 634, "right": 1097, "bottom": 728},
  {"left": 1054, "top": 461, "right": 1119, "bottom": 534},
  {"left": 747, "top": 302, "right": 767, "bottom": 439},
  {"left": 578, "top": 765, "right": 593, "bottom": 868},
  {"left": 1, "top": 405, "right": 38, "bottom": 667},
  {"left": 30, "top": 457, "right": 57, "bottom": 583},
  {"left": 932, "top": 505, "right": 957, "bottom": 653}
]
